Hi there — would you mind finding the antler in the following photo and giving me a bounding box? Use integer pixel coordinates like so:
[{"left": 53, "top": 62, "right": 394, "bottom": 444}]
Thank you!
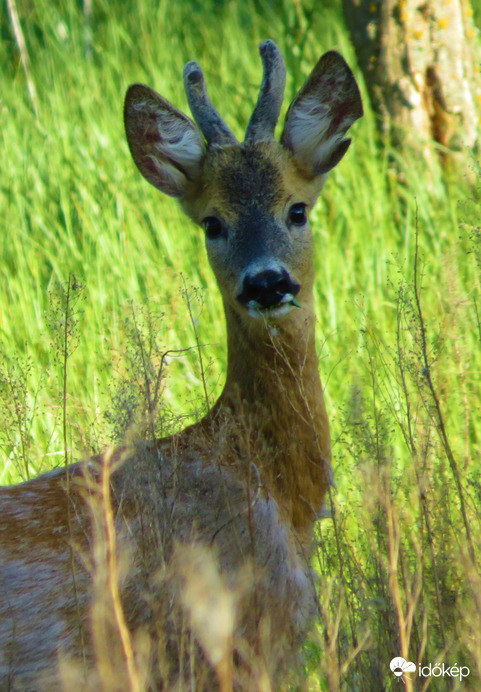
[
  {"left": 245, "top": 40, "right": 286, "bottom": 144},
  {"left": 184, "top": 62, "right": 237, "bottom": 146},
  {"left": 184, "top": 41, "right": 286, "bottom": 147}
]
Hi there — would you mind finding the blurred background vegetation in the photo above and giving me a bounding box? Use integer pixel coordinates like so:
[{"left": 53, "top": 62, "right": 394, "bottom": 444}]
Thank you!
[{"left": 1, "top": 0, "right": 481, "bottom": 688}]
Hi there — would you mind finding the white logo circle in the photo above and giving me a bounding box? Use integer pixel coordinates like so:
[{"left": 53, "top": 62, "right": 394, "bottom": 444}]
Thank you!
[{"left": 390, "top": 657, "right": 416, "bottom": 678}]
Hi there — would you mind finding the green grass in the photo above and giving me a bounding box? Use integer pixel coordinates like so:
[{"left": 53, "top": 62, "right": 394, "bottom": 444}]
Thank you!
[{"left": 1, "top": 0, "right": 481, "bottom": 688}]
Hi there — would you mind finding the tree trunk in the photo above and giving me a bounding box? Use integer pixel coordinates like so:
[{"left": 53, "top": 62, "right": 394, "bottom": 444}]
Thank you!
[{"left": 343, "top": 0, "right": 481, "bottom": 165}]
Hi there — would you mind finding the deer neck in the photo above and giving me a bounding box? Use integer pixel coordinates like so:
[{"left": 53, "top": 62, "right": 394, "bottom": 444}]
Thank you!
[{"left": 215, "top": 299, "right": 332, "bottom": 537}]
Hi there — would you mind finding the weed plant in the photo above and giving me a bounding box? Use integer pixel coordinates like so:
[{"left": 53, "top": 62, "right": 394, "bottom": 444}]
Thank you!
[{"left": 1, "top": 0, "right": 480, "bottom": 689}]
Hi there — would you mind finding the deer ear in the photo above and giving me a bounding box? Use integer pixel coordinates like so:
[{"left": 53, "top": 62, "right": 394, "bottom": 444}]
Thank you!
[
  {"left": 124, "top": 84, "right": 206, "bottom": 198},
  {"left": 281, "top": 51, "right": 363, "bottom": 176}
]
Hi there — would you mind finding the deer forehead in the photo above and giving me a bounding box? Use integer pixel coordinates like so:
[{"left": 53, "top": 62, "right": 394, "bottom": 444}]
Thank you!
[{"left": 183, "top": 142, "right": 320, "bottom": 224}]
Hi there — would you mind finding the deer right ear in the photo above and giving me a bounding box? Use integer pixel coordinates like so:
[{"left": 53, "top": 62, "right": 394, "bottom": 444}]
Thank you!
[
  {"left": 124, "top": 84, "right": 206, "bottom": 198},
  {"left": 281, "top": 51, "right": 363, "bottom": 177}
]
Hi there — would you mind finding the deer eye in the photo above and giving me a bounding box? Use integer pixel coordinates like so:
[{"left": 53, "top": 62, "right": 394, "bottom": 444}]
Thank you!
[
  {"left": 203, "top": 216, "right": 225, "bottom": 239},
  {"left": 288, "top": 203, "right": 307, "bottom": 227}
]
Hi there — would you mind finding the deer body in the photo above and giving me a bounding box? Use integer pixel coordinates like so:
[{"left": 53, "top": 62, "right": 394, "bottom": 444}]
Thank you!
[{"left": 0, "top": 43, "right": 362, "bottom": 690}]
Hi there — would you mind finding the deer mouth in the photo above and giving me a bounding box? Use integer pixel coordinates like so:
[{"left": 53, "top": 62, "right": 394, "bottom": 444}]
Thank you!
[{"left": 245, "top": 293, "right": 301, "bottom": 319}]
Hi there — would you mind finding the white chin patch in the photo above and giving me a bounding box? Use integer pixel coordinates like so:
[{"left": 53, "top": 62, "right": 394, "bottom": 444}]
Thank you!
[{"left": 246, "top": 296, "right": 297, "bottom": 320}]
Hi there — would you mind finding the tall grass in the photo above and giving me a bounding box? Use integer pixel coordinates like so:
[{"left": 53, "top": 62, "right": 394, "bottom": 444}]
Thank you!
[{"left": 1, "top": 0, "right": 480, "bottom": 688}]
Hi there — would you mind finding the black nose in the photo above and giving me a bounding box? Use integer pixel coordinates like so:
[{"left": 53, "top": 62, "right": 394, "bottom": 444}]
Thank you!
[{"left": 237, "top": 269, "right": 300, "bottom": 309}]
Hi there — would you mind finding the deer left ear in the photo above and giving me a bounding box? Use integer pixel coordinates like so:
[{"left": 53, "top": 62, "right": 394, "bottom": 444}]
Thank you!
[
  {"left": 281, "top": 51, "right": 363, "bottom": 177},
  {"left": 124, "top": 84, "right": 206, "bottom": 198}
]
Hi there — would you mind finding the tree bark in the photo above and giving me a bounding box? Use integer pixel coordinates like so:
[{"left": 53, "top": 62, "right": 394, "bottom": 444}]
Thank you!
[{"left": 343, "top": 0, "right": 481, "bottom": 164}]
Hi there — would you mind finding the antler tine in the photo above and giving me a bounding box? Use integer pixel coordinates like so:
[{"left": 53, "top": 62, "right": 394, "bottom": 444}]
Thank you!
[
  {"left": 184, "top": 61, "right": 237, "bottom": 146},
  {"left": 245, "top": 40, "right": 286, "bottom": 144}
]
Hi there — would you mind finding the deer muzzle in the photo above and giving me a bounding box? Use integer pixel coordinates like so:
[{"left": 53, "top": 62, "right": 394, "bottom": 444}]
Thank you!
[{"left": 237, "top": 268, "right": 301, "bottom": 318}]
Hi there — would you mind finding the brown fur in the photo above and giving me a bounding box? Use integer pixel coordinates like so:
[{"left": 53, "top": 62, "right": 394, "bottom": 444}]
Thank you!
[{"left": 0, "top": 43, "right": 362, "bottom": 690}]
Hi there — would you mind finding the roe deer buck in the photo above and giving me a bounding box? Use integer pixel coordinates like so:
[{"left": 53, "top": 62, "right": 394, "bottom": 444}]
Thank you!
[{"left": 0, "top": 41, "right": 362, "bottom": 690}]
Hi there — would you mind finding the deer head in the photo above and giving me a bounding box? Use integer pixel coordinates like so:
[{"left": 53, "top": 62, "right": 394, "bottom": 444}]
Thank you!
[{"left": 124, "top": 41, "right": 362, "bottom": 327}]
